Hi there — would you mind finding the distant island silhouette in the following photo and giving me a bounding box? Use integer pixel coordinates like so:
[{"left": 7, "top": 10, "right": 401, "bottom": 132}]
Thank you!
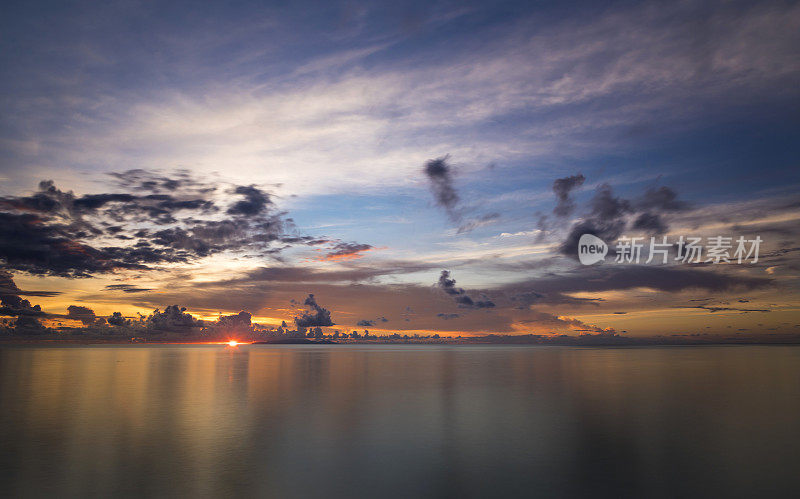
[{"left": 253, "top": 338, "right": 337, "bottom": 345}]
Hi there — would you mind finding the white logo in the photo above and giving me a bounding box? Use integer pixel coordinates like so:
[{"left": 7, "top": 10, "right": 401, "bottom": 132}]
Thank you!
[{"left": 578, "top": 234, "right": 607, "bottom": 265}]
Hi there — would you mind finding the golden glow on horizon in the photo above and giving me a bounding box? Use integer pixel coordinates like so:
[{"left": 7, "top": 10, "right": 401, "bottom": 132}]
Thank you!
[{"left": 227, "top": 340, "right": 239, "bottom": 347}]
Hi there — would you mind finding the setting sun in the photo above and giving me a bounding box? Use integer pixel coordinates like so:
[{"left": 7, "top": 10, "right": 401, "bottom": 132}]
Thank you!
[{"left": 227, "top": 340, "right": 238, "bottom": 347}]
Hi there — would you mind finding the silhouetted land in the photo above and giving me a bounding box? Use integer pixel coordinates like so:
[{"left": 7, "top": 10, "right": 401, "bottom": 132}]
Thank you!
[
  {"left": 253, "top": 338, "right": 337, "bottom": 345},
  {"left": 2, "top": 333, "right": 800, "bottom": 346}
]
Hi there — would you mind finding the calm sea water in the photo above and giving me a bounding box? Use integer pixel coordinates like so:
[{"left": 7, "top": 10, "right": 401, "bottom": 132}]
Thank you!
[{"left": 1, "top": 344, "right": 799, "bottom": 498}]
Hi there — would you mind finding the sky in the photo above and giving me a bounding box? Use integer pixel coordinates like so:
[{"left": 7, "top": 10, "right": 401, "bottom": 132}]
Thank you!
[{"left": 1, "top": 0, "right": 799, "bottom": 338}]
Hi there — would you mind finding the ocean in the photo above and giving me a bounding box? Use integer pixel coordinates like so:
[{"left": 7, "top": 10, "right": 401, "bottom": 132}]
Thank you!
[{"left": 1, "top": 344, "right": 798, "bottom": 498}]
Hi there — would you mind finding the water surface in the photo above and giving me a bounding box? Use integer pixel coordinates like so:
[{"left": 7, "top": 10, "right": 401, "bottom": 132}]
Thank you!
[{"left": 1, "top": 344, "right": 799, "bottom": 498}]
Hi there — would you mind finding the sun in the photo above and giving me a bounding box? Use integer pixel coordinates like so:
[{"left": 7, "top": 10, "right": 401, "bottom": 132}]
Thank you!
[{"left": 227, "top": 340, "right": 239, "bottom": 347}]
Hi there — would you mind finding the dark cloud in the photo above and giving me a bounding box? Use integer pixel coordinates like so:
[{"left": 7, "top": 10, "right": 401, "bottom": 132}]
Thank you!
[
  {"left": 552, "top": 174, "right": 585, "bottom": 217},
  {"left": 632, "top": 212, "right": 667, "bottom": 235},
  {"left": 217, "top": 311, "right": 252, "bottom": 329},
  {"left": 473, "top": 294, "right": 496, "bottom": 308},
  {"left": 0, "top": 181, "right": 62, "bottom": 214},
  {"left": 422, "top": 156, "right": 502, "bottom": 233},
  {"left": 356, "top": 316, "right": 389, "bottom": 327},
  {"left": 12, "top": 315, "right": 46, "bottom": 334},
  {"left": 0, "top": 294, "right": 45, "bottom": 318},
  {"left": 67, "top": 305, "right": 97, "bottom": 325},
  {"left": 534, "top": 212, "right": 549, "bottom": 239},
  {"left": 437, "top": 270, "right": 464, "bottom": 295},
  {"left": 105, "top": 284, "right": 152, "bottom": 293},
  {"left": 0, "top": 270, "right": 60, "bottom": 297},
  {"left": 10, "top": 173, "right": 218, "bottom": 227},
  {"left": 519, "top": 311, "right": 616, "bottom": 335},
  {"left": 280, "top": 235, "right": 331, "bottom": 246},
  {"left": 510, "top": 290, "right": 545, "bottom": 308},
  {"left": 635, "top": 187, "right": 688, "bottom": 212},
  {"left": 558, "top": 184, "right": 631, "bottom": 256},
  {"left": 681, "top": 305, "right": 771, "bottom": 313},
  {"left": 147, "top": 305, "right": 201, "bottom": 331},
  {"left": 437, "top": 313, "right": 460, "bottom": 320},
  {"left": 436, "top": 270, "right": 495, "bottom": 309},
  {"left": 591, "top": 184, "right": 632, "bottom": 220},
  {"left": 195, "top": 260, "right": 441, "bottom": 289},
  {"left": 324, "top": 242, "right": 373, "bottom": 260},
  {"left": 456, "top": 212, "right": 500, "bottom": 234},
  {"left": 0, "top": 271, "right": 50, "bottom": 321},
  {"left": 0, "top": 212, "right": 138, "bottom": 277},
  {"left": 107, "top": 169, "right": 216, "bottom": 195},
  {"left": 423, "top": 155, "right": 460, "bottom": 221},
  {"left": 0, "top": 172, "right": 369, "bottom": 277},
  {"left": 294, "top": 294, "right": 334, "bottom": 328},
  {"left": 627, "top": 186, "right": 690, "bottom": 236},
  {"left": 455, "top": 295, "right": 474, "bottom": 306},
  {"left": 107, "top": 312, "right": 131, "bottom": 326},
  {"left": 558, "top": 182, "right": 689, "bottom": 256},
  {"left": 73, "top": 193, "right": 136, "bottom": 210},
  {"left": 227, "top": 185, "right": 272, "bottom": 216},
  {"left": 506, "top": 265, "right": 772, "bottom": 306}
]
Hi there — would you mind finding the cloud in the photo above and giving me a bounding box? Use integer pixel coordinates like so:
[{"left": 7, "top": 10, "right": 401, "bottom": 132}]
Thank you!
[
  {"left": 473, "top": 294, "right": 496, "bottom": 309},
  {"left": 536, "top": 173, "right": 586, "bottom": 237},
  {"left": 356, "top": 316, "right": 389, "bottom": 327},
  {"left": 108, "top": 170, "right": 213, "bottom": 194},
  {"left": 506, "top": 265, "right": 772, "bottom": 306},
  {"left": 67, "top": 305, "right": 97, "bottom": 325},
  {"left": 558, "top": 182, "right": 692, "bottom": 256},
  {"left": 294, "top": 293, "right": 334, "bottom": 328},
  {"left": 0, "top": 172, "right": 370, "bottom": 277},
  {"left": 146, "top": 305, "right": 201, "bottom": 331},
  {"left": 0, "top": 270, "right": 60, "bottom": 297},
  {"left": 111, "top": 273, "right": 516, "bottom": 333},
  {"left": 195, "top": 260, "right": 440, "bottom": 286},
  {"left": 423, "top": 155, "right": 460, "bottom": 222},
  {"left": 632, "top": 212, "right": 668, "bottom": 235},
  {"left": 552, "top": 174, "right": 585, "bottom": 217},
  {"left": 519, "top": 311, "right": 617, "bottom": 336},
  {"left": 437, "top": 313, "right": 459, "bottom": 320},
  {"left": 217, "top": 311, "right": 252, "bottom": 329},
  {"left": 2, "top": 0, "right": 797, "bottom": 206},
  {"left": 558, "top": 184, "right": 632, "bottom": 256},
  {"left": 627, "top": 186, "right": 690, "bottom": 236},
  {"left": 105, "top": 284, "right": 152, "bottom": 293},
  {"left": 0, "top": 271, "right": 50, "bottom": 318},
  {"left": 0, "top": 211, "right": 140, "bottom": 277},
  {"left": 680, "top": 305, "right": 771, "bottom": 313},
  {"left": 107, "top": 311, "right": 131, "bottom": 326},
  {"left": 436, "top": 270, "right": 495, "bottom": 309},
  {"left": 635, "top": 187, "right": 688, "bottom": 212},
  {"left": 422, "top": 156, "right": 502, "bottom": 233},
  {"left": 437, "top": 269, "right": 464, "bottom": 296},
  {"left": 226, "top": 185, "right": 272, "bottom": 216},
  {"left": 11, "top": 315, "right": 46, "bottom": 334},
  {"left": 322, "top": 242, "right": 374, "bottom": 261},
  {"left": 0, "top": 294, "right": 45, "bottom": 318},
  {"left": 456, "top": 212, "right": 500, "bottom": 234}
]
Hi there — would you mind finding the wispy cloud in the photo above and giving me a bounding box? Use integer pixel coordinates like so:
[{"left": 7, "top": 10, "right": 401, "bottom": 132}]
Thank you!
[{"left": 3, "top": 1, "right": 796, "bottom": 199}]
